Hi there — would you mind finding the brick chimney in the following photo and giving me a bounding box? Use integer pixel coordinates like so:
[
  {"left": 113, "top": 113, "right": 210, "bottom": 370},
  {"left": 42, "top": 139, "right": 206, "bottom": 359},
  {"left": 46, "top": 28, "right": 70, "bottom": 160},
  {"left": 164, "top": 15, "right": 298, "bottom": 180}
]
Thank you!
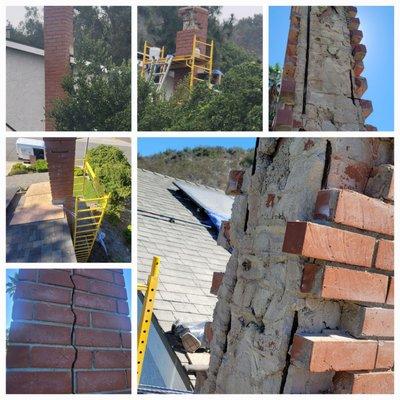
[
  {"left": 174, "top": 6, "right": 209, "bottom": 85},
  {"left": 44, "top": 6, "right": 74, "bottom": 131},
  {"left": 44, "top": 138, "right": 76, "bottom": 208}
]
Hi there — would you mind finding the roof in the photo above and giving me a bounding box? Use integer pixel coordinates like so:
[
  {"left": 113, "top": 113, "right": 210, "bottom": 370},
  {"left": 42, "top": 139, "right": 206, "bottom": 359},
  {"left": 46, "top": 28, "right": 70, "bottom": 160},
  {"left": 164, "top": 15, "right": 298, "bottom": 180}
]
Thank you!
[
  {"left": 137, "top": 169, "right": 231, "bottom": 333},
  {"left": 6, "top": 40, "right": 44, "bottom": 57}
]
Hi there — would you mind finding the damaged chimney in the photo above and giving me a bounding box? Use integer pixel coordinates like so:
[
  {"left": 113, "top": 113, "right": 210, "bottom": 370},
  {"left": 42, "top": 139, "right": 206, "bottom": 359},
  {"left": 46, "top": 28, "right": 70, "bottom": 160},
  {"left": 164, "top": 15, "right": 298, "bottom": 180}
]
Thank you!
[
  {"left": 44, "top": 6, "right": 74, "bottom": 131},
  {"left": 174, "top": 6, "right": 209, "bottom": 86},
  {"left": 44, "top": 138, "right": 76, "bottom": 209}
]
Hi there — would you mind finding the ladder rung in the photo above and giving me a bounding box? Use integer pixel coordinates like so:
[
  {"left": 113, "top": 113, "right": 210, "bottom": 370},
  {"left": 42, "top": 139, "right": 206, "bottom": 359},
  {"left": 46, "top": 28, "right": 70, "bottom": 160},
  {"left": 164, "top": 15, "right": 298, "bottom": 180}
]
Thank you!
[{"left": 76, "top": 215, "right": 101, "bottom": 221}]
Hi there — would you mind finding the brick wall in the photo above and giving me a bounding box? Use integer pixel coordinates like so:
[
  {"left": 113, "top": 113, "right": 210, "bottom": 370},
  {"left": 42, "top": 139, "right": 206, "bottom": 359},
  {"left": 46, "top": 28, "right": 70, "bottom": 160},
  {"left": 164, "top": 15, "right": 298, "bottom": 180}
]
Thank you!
[
  {"left": 44, "top": 138, "right": 76, "bottom": 208},
  {"left": 6, "top": 269, "right": 131, "bottom": 394},
  {"left": 44, "top": 6, "right": 74, "bottom": 131},
  {"left": 273, "top": 6, "right": 374, "bottom": 131},
  {"left": 202, "top": 138, "right": 393, "bottom": 394}
]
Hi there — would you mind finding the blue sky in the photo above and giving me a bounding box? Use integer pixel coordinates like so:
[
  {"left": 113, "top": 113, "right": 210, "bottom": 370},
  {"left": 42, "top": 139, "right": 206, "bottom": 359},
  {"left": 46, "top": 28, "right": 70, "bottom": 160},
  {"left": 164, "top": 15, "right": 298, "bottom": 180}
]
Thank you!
[
  {"left": 269, "top": 6, "right": 394, "bottom": 131},
  {"left": 6, "top": 269, "right": 132, "bottom": 329},
  {"left": 138, "top": 138, "right": 257, "bottom": 156}
]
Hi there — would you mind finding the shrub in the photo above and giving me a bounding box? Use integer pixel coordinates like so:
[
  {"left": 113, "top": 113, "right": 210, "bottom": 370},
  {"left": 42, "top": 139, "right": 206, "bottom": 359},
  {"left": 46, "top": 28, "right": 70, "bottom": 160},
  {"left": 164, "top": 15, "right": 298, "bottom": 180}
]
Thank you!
[
  {"left": 86, "top": 145, "right": 131, "bottom": 205},
  {"left": 74, "top": 167, "right": 84, "bottom": 176},
  {"left": 33, "top": 159, "right": 48, "bottom": 172},
  {"left": 9, "top": 163, "right": 30, "bottom": 175},
  {"left": 123, "top": 225, "right": 131, "bottom": 244}
]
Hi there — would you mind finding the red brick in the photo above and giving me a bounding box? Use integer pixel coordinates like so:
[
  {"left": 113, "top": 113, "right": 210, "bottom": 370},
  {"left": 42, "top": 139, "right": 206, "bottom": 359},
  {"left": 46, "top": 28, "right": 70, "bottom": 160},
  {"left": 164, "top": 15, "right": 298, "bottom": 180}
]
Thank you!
[
  {"left": 301, "top": 264, "right": 388, "bottom": 304},
  {"left": 314, "top": 189, "right": 393, "bottom": 237},
  {"left": 354, "top": 76, "right": 367, "bottom": 97},
  {"left": 39, "top": 269, "right": 73, "bottom": 287},
  {"left": 283, "top": 222, "right": 375, "bottom": 268},
  {"left": 72, "top": 274, "right": 91, "bottom": 291},
  {"left": 274, "top": 106, "right": 293, "bottom": 130},
  {"left": 35, "top": 302, "right": 74, "bottom": 324},
  {"left": 94, "top": 350, "right": 131, "bottom": 368},
  {"left": 92, "top": 312, "right": 131, "bottom": 331},
  {"left": 375, "top": 340, "right": 394, "bottom": 369},
  {"left": 280, "top": 77, "right": 296, "bottom": 103},
  {"left": 76, "top": 371, "right": 127, "bottom": 393},
  {"left": 113, "top": 272, "right": 125, "bottom": 286},
  {"left": 350, "top": 29, "right": 363, "bottom": 45},
  {"left": 121, "top": 332, "right": 131, "bottom": 348},
  {"left": 386, "top": 277, "right": 394, "bottom": 305},
  {"left": 225, "top": 170, "right": 245, "bottom": 195},
  {"left": 7, "top": 371, "right": 71, "bottom": 394},
  {"left": 18, "top": 269, "right": 37, "bottom": 282},
  {"left": 6, "top": 345, "right": 30, "bottom": 368},
  {"left": 365, "top": 164, "right": 394, "bottom": 202},
  {"left": 117, "top": 300, "right": 129, "bottom": 315},
  {"left": 346, "top": 7, "right": 358, "bottom": 18},
  {"left": 12, "top": 300, "right": 34, "bottom": 320},
  {"left": 210, "top": 272, "right": 224, "bottom": 295},
  {"left": 74, "top": 291, "right": 116, "bottom": 312},
  {"left": 340, "top": 305, "right": 393, "bottom": 338},
  {"left": 374, "top": 240, "right": 393, "bottom": 271},
  {"left": 90, "top": 280, "right": 127, "bottom": 299},
  {"left": 290, "top": 332, "right": 377, "bottom": 372},
  {"left": 204, "top": 321, "right": 213, "bottom": 345},
  {"left": 333, "top": 371, "right": 393, "bottom": 394},
  {"left": 15, "top": 281, "right": 71, "bottom": 304},
  {"left": 31, "top": 346, "right": 75, "bottom": 368},
  {"left": 75, "top": 348, "right": 92, "bottom": 369},
  {"left": 360, "top": 99, "right": 373, "bottom": 118},
  {"left": 74, "top": 269, "right": 114, "bottom": 283},
  {"left": 353, "top": 60, "right": 364, "bottom": 76},
  {"left": 347, "top": 17, "right": 360, "bottom": 30},
  {"left": 352, "top": 44, "right": 366, "bottom": 61},
  {"left": 9, "top": 322, "right": 71, "bottom": 345},
  {"left": 75, "top": 328, "right": 121, "bottom": 348}
]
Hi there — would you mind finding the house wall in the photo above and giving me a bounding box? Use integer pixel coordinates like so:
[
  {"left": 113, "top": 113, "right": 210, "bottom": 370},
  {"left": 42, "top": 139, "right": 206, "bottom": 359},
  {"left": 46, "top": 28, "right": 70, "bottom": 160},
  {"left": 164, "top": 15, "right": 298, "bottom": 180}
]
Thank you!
[
  {"left": 6, "top": 269, "right": 131, "bottom": 394},
  {"left": 203, "top": 138, "right": 394, "bottom": 394},
  {"left": 6, "top": 47, "right": 45, "bottom": 131}
]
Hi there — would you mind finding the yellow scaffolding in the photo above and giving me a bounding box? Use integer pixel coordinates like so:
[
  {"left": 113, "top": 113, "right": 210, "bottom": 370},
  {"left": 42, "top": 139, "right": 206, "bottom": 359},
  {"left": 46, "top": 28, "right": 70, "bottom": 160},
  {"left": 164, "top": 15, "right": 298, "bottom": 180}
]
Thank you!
[
  {"left": 141, "top": 35, "right": 214, "bottom": 89},
  {"left": 73, "top": 159, "right": 110, "bottom": 262},
  {"left": 137, "top": 256, "right": 160, "bottom": 384}
]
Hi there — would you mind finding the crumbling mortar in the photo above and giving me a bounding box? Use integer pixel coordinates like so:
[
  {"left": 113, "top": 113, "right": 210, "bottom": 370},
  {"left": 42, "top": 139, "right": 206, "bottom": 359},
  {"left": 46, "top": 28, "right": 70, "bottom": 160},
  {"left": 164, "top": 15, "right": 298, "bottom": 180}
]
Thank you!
[{"left": 69, "top": 269, "right": 78, "bottom": 394}]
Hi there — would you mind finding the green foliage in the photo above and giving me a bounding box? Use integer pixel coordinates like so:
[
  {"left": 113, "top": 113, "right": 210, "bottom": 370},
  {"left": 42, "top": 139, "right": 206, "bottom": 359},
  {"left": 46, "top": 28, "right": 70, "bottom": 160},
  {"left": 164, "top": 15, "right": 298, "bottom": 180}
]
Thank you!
[
  {"left": 138, "top": 145, "right": 254, "bottom": 189},
  {"left": 86, "top": 145, "right": 131, "bottom": 204},
  {"left": 9, "top": 163, "right": 31, "bottom": 175},
  {"left": 269, "top": 63, "right": 282, "bottom": 129},
  {"left": 74, "top": 167, "right": 84, "bottom": 176},
  {"left": 138, "top": 61, "right": 262, "bottom": 131},
  {"left": 6, "top": 7, "right": 43, "bottom": 48},
  {"left": 6, "top": 273, "right": 19, "bottom": 298},
  {"left": 123, "top": 225, "right": 132, "bottom": 244},
  {"left": 33, "top": 159, "right": 48, "bottom": 172},
  {"left": 50, "top": 59, "right": 131, "bottom": 131}
]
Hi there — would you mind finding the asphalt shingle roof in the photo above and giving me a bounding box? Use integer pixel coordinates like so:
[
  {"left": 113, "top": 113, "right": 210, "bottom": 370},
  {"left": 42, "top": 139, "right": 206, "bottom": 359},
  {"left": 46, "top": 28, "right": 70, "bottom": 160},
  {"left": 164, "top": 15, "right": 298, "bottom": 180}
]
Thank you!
[{"left": 137, "top": 169, "right": 230, "bottom": 333}]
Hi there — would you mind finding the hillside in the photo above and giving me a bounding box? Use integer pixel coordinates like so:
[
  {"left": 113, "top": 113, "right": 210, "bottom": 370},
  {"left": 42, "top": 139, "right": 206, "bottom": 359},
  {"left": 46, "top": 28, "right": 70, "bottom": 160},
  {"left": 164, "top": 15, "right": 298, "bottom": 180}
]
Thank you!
[{"left": 138, "top": 146, "right": 254, "bottom": 189}]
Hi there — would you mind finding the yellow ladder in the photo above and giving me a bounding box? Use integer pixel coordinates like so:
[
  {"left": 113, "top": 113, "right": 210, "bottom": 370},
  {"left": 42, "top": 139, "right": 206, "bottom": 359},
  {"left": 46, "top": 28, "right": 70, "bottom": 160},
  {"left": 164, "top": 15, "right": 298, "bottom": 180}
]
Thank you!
[
  {"left": 188, "top": 35, "right": 214, "bottom": 89},
  {"left": 73, "top": 159, "right": 110, "bottom": 262},
  {"left": 137, "top": 256, "right": 160, "bottom": 384}
]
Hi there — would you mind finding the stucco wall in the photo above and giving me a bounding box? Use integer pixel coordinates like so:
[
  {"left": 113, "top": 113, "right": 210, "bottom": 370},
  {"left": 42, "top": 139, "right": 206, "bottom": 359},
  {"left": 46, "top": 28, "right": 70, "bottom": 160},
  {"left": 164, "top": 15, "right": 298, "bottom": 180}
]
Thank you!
[{"left": 6, "top": 47, "right": 45, "bottom": 131}]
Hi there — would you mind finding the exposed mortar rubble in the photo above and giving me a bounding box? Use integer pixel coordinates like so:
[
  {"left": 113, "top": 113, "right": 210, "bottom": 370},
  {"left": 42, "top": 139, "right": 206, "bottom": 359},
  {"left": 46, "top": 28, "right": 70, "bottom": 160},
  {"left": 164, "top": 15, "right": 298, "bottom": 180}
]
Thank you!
[
  {"left": 273, "top": 6, "right": 375, "bottom": 131},
  {"left": 201, "top": 138, "right": 393, "bottom": 394}
]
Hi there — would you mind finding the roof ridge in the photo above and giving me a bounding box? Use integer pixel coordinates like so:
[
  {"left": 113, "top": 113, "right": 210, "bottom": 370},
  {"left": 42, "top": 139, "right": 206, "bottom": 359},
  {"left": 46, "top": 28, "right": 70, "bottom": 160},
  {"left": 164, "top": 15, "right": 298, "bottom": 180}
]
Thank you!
[{"left": 139, "top": 168, "right": 225, "bottom": 193}]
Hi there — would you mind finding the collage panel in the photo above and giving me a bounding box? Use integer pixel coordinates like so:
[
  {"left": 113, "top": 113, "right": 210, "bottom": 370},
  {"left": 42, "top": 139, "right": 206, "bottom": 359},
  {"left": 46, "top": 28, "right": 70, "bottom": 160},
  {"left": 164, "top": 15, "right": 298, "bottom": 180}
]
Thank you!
[
  {"left": 138, "top": 5, "right": 263, "bottom": 132},
  {"left": 6, "top": 268, "right": 132, "bottom": 394},
  {"left": 269, "top": 5, "right": 394, "bottom": 132},
  {"left": 6, "top": 137, "right": 131, "bottom": 263},
  {"left": 137, "top": 137, "right": 394, "bottom": 394},
  {"left": 6, "top": 5, "right": 131, "bottom": 132}
]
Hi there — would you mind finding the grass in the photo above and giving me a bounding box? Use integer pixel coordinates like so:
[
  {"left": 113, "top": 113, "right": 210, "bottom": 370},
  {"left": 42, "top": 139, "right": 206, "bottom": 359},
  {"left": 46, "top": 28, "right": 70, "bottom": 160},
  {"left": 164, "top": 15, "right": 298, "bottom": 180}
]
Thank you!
[{"left": 73, "top": 176, "right": 99, "bottom": 199}]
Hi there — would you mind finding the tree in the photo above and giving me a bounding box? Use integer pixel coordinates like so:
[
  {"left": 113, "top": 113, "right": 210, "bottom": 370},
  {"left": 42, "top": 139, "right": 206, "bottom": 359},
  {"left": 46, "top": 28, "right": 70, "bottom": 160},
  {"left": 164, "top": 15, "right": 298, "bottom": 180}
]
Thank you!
[
  {"left": 269, "top": 63, "right": 282, "bottom": 129},
  {"left": 138, "top": 61, "right": 262, "bottom": 131},
  {"left": 50, "top": 6, "right": 131, "bottom": 131},
  {"left": 6, "top": 273, "right": 19, "bottom": 298},
  {"left": 7, "top": 7, "right": 43, "bottom": 48}
]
